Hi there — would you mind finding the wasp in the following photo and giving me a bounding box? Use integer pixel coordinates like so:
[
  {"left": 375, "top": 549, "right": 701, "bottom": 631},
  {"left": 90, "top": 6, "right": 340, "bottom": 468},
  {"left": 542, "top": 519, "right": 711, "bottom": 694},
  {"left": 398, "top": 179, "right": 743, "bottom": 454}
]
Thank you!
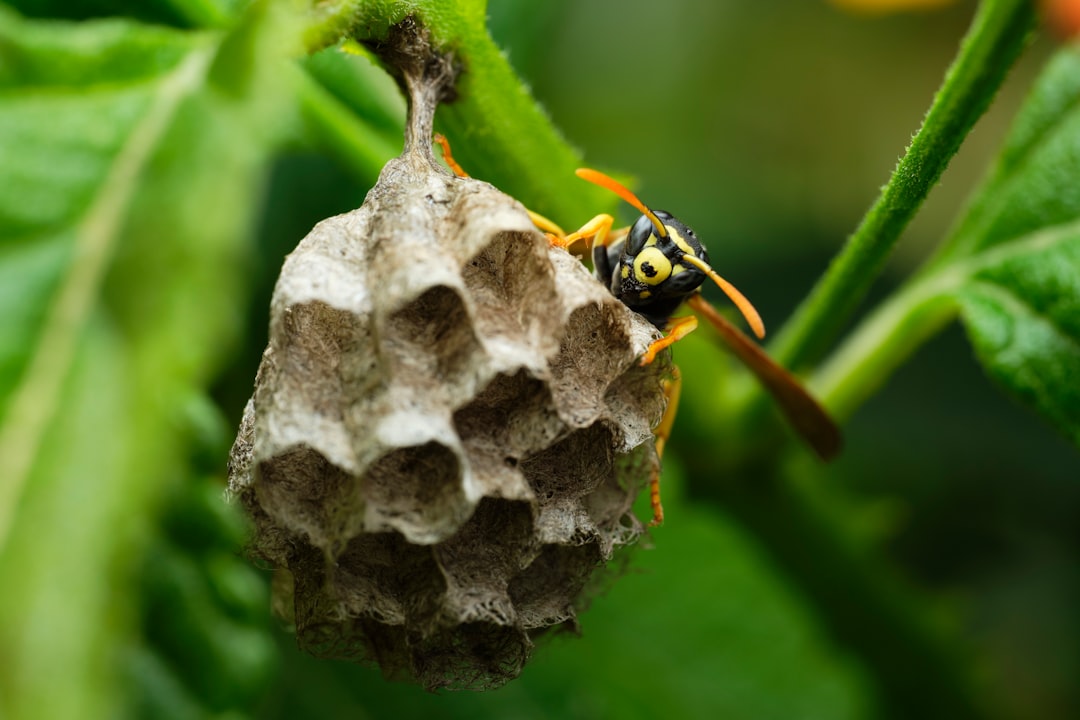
[{"left": 435, "top": 135, "right": 841, "bottom": 526}]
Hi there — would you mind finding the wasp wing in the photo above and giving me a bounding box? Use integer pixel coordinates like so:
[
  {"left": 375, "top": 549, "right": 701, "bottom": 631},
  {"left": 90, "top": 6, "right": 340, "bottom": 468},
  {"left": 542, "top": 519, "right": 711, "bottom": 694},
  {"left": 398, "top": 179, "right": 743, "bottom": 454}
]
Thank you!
[{"left": 687, "top": 294, "right": 842, "bottom": 461}]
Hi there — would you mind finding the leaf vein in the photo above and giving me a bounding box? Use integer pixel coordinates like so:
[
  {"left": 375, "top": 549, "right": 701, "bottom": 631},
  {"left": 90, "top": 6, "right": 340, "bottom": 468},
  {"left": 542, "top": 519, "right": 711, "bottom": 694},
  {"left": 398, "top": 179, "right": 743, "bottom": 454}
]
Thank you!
[
  {"left": 965, "top": 279, "right": 1080, "bottom": 355},
  {"left": 0, "top": 46, "right": 215, "bottom": 552}
]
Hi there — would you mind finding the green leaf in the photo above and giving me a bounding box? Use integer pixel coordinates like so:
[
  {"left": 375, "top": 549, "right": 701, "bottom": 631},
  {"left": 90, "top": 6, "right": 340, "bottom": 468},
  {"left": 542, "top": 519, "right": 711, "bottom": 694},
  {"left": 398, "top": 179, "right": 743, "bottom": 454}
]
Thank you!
[
  {"left": 0, "top": 3, "right": 296, "bottom": 718},
  {"left": 128, "top": 475, "right": 278, "bottom": 718},
  {"left": 815, "top": 44, "right": 1080, "bottom": 450},
  {"left": 937, "top": 45, "right": 1080, "bottom": 449},
  {"left": 953, "top": 224, "right": 1080, "bottom": 448}
]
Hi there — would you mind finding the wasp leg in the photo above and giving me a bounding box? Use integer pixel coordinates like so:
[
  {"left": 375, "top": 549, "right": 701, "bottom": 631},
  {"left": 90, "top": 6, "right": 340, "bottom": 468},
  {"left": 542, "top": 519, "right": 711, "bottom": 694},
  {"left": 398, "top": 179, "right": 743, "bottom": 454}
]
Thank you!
[
  {"left": 528, "top": 209, "right": 604, "bottom": 255},
  {"left": 551, "top": 213, "right": 615, "bottom": 254},
  {"left": 528, "top": 210, "right": 570, "bottom": 247},
  {"left": 640, "top": 315, "right": 698, "bottom": 366},
  {"left": 433, "top": 133, "right": 469, "bottom": 178},
  {"left": 433, "top": 137, "right": 621, "bottom": 257},
  {"left": 546, "top": 214, "right": 627, "bottom": 257},
  {"left": 648, "top": 365, "right": 682, "bottom": 527},
  {"left": 528, "top": 210, "right": 566, "bottom": 238}
]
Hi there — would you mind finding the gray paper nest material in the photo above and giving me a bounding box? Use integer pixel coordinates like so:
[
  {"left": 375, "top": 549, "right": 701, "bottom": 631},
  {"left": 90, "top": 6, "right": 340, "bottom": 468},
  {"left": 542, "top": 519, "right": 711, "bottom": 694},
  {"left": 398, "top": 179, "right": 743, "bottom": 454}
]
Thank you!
[{"left": 228, "top": 146, "right": 669, "bottom": 690}]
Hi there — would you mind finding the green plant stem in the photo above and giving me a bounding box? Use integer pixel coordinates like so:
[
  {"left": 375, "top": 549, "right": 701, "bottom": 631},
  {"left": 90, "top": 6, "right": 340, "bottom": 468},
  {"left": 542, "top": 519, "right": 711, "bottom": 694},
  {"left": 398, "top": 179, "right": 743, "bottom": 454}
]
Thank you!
[
  {"left": 812, "top": 274, "right": 959, "bottom": 421},
  {"left": 688, "top": 4, "right": 1038, "bottom": 712},
  {"left": 769, "top": 0, "right": 1035, "bottom": 374},
  {"left": 815, "top": 212, "right": 1080, "bottom": 422}
]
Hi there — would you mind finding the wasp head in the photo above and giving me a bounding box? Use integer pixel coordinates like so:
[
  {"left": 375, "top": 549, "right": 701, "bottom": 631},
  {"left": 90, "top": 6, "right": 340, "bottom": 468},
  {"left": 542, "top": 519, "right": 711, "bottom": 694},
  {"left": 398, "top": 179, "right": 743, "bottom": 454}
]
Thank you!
[{"left": 623, "top": 210, "right": 710, "bottom": 300}]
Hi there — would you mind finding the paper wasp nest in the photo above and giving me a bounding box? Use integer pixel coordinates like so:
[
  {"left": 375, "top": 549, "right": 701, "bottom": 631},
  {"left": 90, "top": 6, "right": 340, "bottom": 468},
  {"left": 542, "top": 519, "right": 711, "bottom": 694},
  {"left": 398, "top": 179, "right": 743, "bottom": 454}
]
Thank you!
[
  {"left": 227, "top": 17, "right": 668, "bottom": 690},
  {"left": 226, "top": 148, "right": 670, "bottom": 689}
]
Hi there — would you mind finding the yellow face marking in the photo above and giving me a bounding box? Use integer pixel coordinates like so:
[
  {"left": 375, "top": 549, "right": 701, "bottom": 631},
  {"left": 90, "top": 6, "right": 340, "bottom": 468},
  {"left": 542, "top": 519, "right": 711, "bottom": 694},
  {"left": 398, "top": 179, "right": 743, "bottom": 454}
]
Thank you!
[
  {"left": 671, "top": 263, "right": 687, "bottom": 276},
  {"left": 621, "top": 264, "right": 630, "bottom": 279},
  {"left": 639, "top": 290, "right": 652, "bottom": 299},
  {"left": 668, "top": 227, "right": 696, "bottom": 257},
  {"left": 633, "top": 246, "right": 672, "bottom": 286}
]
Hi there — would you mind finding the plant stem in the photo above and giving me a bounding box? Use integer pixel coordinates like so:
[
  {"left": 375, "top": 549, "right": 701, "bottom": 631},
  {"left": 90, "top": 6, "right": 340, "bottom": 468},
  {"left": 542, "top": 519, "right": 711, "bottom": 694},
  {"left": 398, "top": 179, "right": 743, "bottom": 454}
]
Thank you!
[
  {"left": 815, "top": 211, "right": 1080, "bottom": 422},
  {"left": 812, "top": 273, "right": 960, "bottom": 422},
  {"left": 690, "top": 4, "right": 1039, "bottom": 713},
  {"left": 769, "top": 0, "right": 1035, "bottom": 374}
]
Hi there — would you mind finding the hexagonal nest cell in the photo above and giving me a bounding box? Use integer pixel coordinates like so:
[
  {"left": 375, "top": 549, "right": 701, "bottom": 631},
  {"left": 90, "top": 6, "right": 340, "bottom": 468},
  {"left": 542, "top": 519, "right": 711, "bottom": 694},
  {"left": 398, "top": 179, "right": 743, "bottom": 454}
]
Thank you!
[{"left": 227, "top": 21, "right": 670, "bottom": 690}]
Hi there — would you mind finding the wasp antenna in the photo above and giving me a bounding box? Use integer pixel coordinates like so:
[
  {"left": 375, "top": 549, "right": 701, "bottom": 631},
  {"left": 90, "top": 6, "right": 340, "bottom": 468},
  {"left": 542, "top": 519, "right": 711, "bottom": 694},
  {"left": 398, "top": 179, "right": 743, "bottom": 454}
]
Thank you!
[
  {"left": 576, "top": 168, "right": 668, "bottom": 238},
  {"left": 680, "top": 255, "right": 765, "bottom": 339}
]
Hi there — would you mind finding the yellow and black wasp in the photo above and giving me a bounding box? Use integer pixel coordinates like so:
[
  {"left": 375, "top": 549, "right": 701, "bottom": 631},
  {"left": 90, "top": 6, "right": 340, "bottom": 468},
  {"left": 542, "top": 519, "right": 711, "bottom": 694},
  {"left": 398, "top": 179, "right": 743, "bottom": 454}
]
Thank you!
[{"left": 435, "top": 135, "right": 841, "bottom": 526}]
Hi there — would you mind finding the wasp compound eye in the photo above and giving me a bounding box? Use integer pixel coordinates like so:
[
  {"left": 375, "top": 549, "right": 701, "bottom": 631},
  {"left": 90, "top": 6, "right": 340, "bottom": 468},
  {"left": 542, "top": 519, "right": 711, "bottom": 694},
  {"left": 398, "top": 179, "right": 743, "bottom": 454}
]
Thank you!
[{"left": 626, "top": 214, "right": 656, "bottom": 255}]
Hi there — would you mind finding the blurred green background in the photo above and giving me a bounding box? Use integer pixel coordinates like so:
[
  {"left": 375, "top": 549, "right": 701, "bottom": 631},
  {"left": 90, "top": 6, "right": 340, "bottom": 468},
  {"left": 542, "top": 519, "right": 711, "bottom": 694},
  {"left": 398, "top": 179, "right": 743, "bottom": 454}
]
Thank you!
[{"left": 1, "top": 0, "right": 1078, "bottom": 718}]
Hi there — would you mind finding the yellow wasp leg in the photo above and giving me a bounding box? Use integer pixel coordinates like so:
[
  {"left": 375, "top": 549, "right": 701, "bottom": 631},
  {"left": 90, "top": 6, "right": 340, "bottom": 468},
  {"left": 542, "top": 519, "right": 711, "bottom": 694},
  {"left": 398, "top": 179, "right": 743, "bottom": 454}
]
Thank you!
[
  {"left": 552, "top": 213, "right": 615, "bottom": 254},
  {"left": 640, "top": 314, "right": 698, "bottom": 366},
  {"left": 434, "top": 133, "right": 469, "bottom": 178},
  {"left": 527, "top": 210, "right": 568, "bottom": 246},
  {"left": 648, "top": 365, "right": 682, "bottom": 527},
  {"left": 544, "top": 214, "right": 628, "bottom": 256},
  {"left": 434, "top": 135, "right": 611, "bottom": 255},
  {"left": 527, "top": 210, "right": 566, "bottom": 238},
  {"left": 605, "top": 225, "right": 629, "bottom": 248}
]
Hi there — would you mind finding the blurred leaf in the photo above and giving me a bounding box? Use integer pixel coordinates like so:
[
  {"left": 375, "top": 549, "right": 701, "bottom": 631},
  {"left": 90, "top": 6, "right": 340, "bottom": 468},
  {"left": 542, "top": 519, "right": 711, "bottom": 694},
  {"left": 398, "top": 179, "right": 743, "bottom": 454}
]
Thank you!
[
  {"left": 0, "top": 2, "right": 297, "bottom": 717},
  {"left": 300, "top": 45, "right": 405, "bottom": 138},
  {"left": 125, "top": 475, "right": 277, "bottom": 719},
  {"left": 5, "top": 0, "right": 245, "bottom": 27},
  {"left": 935, "top": 46, "right": 1080, "bottom": 449},
  {"left": 955, "top": 233, "right": 1080, "bottom": 448},
  {"left": 517, "top": 480, "right": 873, "bottom": 720},
  {"left": 290, "top": 48, "right": 402, "bottom": 181}
]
